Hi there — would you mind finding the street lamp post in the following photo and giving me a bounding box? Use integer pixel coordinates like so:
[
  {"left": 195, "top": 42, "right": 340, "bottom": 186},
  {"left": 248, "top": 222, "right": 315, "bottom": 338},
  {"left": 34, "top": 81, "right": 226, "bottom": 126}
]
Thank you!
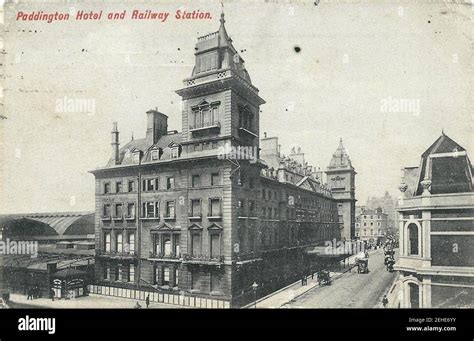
[{"left": 251, "top": 282, "right": 258, "bottom": 309}]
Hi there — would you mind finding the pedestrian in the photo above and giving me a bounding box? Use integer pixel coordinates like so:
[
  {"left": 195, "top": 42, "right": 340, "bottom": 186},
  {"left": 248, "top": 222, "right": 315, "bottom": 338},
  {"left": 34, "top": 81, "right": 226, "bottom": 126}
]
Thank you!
[
  {"left": 50, "top": 289, "right": 55, "bottom": 302},
  {"left": 134, "top": 301, "right": 142, "bottom": 309},
  {"left": 146, "top": 294, "right": 150, "bottom": 308},
  {"left": 382, "top": 295, "right": 389, "bottom": 308},
  {"left": 27, "top": 288, "right": 32, "bottom": 300}
]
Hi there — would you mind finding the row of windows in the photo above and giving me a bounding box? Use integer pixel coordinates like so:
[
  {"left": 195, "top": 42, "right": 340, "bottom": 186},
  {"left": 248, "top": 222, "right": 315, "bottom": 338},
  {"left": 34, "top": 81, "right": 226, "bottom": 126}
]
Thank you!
[
  {"left": 355, "top": 229, "right": 384, "bottom": 237},
  {"left": 102, "top": 173, "right": 222, "bottom": 194},
  {"left": 103, "top": 231, "right": 135, "bottom": 254},
  {"left": 103, "top": 263, "right": 135, "bottom": 283},
  {"left": 102, "top": 198, "right": 223, "bottom": 219},
  {"left": 356, "top": 222, "right": 383, "bottom": 227}
]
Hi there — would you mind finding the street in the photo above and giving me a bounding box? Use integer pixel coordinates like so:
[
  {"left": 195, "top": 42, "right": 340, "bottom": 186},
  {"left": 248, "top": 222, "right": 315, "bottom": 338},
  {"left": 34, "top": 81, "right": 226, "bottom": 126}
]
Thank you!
[{"left": 283, "top": 249, "right": 398, "bottom": 308}]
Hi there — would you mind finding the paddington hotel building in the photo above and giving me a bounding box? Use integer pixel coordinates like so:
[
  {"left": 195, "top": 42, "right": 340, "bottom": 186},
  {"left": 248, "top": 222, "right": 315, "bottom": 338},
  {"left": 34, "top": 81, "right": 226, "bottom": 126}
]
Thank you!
[{"left": 90, "top": 13, "right": 356, "bottom": 308}]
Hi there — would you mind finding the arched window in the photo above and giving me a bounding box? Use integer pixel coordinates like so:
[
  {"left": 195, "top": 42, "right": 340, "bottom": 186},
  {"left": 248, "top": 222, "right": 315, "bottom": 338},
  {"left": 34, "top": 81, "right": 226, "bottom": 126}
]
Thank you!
[
  {"left": 408, "top": 282, "right": 420, "bottom": 308},
  {"left": 407, "top": 223, "right": 419, "bottom": 256}
]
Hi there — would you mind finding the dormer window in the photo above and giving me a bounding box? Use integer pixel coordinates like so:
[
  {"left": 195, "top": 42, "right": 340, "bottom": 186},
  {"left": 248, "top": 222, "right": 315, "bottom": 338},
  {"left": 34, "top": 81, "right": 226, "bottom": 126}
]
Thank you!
[
  {"left": 171, "top": 147, "right": 179, "bottom": 159},
  {"left": 169, "top": 143, "right": 182, "bottom": 159},
  {"left": 132, "top": 152, "right": 140, "bottom": 164},
  {"left": 150, "top": 148, "right": 163, "bottom": 161}
]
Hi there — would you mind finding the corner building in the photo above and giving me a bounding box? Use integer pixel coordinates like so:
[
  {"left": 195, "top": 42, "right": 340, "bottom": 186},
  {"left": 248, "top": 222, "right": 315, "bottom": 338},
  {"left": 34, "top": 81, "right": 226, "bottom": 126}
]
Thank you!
[{"left": 90, "top": 13, "right": 351, "bottom": 307}]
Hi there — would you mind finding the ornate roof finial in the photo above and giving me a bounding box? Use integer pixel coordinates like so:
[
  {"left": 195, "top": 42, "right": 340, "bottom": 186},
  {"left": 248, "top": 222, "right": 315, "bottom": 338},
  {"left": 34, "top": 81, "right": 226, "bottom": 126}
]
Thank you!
[
  {"left": 220, "top": 0, "right": 225, "bottom": 24},
  {"left": 131, "top": 131, "right": 134, "bottom": 141},
  {"left": 441, "top": 128, "right": 445, "bottom": 136}
]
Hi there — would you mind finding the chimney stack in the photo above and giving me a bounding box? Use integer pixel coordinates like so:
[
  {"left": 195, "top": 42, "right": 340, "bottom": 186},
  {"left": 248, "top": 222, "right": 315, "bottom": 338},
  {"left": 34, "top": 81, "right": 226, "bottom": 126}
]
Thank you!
[
  {"left": 146, "top": 109, "right": 168, "bottom": 145},
  {"left": 111, "top": 122, "right": 120, "bottom": 165}
]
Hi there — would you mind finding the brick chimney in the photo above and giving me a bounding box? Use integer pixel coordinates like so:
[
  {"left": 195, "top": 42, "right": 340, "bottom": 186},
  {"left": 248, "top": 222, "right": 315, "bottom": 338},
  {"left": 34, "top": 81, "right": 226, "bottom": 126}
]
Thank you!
[
  {"left": 111, "top": 122, "right": 120, "bottom": 165},
  {"left": 146, "top": 109, "right": 168, "bottom": 145}
]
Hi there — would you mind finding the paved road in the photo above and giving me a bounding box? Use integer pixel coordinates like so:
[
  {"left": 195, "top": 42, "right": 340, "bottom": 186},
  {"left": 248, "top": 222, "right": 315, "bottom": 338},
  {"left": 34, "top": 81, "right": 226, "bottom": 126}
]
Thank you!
[{"left": 284, "top": 249, "right": 398, "bottom": 308}]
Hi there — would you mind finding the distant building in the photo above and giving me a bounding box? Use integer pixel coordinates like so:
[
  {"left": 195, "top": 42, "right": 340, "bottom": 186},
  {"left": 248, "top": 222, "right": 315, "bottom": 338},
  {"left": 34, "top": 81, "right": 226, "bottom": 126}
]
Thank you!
[
  {"left": 366, "top": 191, "right": 397, "bottom": 233},
  {"left": 355, "top": 207, "right": 389, "bottom": 243},
  {"left": 393, "top": 133, "right": 474, "bottom": 308}
]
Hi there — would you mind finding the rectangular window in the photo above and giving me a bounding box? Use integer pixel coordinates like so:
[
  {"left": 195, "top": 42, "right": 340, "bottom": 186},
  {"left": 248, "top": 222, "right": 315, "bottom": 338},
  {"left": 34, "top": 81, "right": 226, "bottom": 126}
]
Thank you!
[
  {"left": 104, "top": 183, "right": 111, "bottom": 194},
  {"left": 191, "top": 199, "right": 201, "bottom": 217},
  {"left": 174, "top": 268, "right": 179, "bottom": 286},
  {"left": 116, "top": 181, "right": 122, "bottom": 193},
  {"left": 104, "top": 232, "right": 111, "bottom": 252},
  {"left": 128, "top": 180, "right": 135, "bottom": 192},
  {"left": 211, "top": 273, "right": 222, "bottom": 293},
  {"left": 142, "top": 202, "right": 159, "bottom": 219},
  {"left": 166, "top": 177, "right": 175, "bottom": 190},
  {"left": 238, "top": 199, "right": 245, "bottom": 216},
  {"left": 129, "top": 264, "right": 135, "bottom": 282},
  {"left": 211, "top": 173, "right": 220, "bottom": 186},
  {"left": 210, "top": 234, "right": 220, "bottom": 258},
  {"left": 174, "top": 235, "right": 180, "bottom": 256},
  {"left": 153, "top": 235, "right": 160, "bottom": 256},
  {"left": 154, "top": 266, "right": 159, "bottom": 285},
  {"left": 103, "top": 204, "right": 111, "bottom": 218},
  {"left": 151, "top": 150, "right": 159, "bottom": 161},
  {"left": 104, "top": 265, "right": 110, "bottom": 280},
  {"left": 132, "top": 153, "right": 140, "bottom": 164},
  {"left": 194, "top": 143, "right": 201, "bottom": 151},
  {"left": 117, "top": 264, "right": 123, "bottom": 282},
  {"left": 114, "top": 203, "right": 123, "bottom": 219},
  {"left": 191, "top": 272, "right": 200, "bottom": 290},
  {"left": 163, "top": 267, "right": 170, "bottom": 286},
  {"left": 126, "top": 203, "right": 135, "bottom": 218},
  {"left": 191, "top": 233, "right": 201, "bottom": 256},
  {"left": 116, "top": 232, "right": 123, "bottom": 253},
  {"left": 209, "top": 198, "right": 221, "bottom": 217},
  {"left": 192, "top": 174, "right": 200, "bottom": 187},
  {"left": 249, "top": 200, "right": 255, "bottom": 217},
  {"left": 128, "top": 232, "right": 135, "bottom": 254},
  {"left": 165, "top": 201, "right": 175, "bottom": 218},
  {"left": 146, "top": 178, "right": 157, "bottom": 191}
]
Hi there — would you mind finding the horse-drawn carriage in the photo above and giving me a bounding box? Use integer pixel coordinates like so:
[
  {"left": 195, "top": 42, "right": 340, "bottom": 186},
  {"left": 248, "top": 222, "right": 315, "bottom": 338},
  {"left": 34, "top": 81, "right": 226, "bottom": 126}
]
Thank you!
[
  {"left": 317, "top": 270, "right": 331, "bottom": 286},
  {"left": 356, "top": 258, "right": 369, "bottom": 274}
]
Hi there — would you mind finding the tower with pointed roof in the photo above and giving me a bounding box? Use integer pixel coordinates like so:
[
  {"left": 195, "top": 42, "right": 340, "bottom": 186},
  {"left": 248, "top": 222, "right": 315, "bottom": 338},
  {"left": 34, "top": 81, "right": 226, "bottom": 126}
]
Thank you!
[
  {"left": 326, "top": 138, "right": 356, "bottom": 240},
  {"left": 176, "top": 10, "right": 265, "bottom": 154}
]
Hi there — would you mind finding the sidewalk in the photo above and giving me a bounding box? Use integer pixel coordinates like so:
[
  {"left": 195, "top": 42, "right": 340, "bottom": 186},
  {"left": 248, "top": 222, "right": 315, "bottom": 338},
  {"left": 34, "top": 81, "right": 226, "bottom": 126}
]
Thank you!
[
  {"left": 251, "top": 251, "right": 370, "bottom": 308},
  {"left": 8, "top": 293, "right": 183, "bottom": 309}
]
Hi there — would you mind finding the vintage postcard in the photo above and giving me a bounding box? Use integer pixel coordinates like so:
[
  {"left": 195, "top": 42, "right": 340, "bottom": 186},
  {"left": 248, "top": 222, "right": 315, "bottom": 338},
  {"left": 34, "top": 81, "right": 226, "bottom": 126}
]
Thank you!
[{"left": 0, "top": 0, "right": 472, "bottom": 324}]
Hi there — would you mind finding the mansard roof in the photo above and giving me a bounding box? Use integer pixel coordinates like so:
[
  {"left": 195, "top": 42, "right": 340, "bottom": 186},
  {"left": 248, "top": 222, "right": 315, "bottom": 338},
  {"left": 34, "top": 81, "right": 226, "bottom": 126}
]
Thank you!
[
  {"left": 402, "top": 133, "right": 473, "bottom": 197},
  {"left": 106, "top": 131, "right": 182, "bottom": 166},
  {"left": 191, "top": 11, "right": 251, "bottom": 83}
]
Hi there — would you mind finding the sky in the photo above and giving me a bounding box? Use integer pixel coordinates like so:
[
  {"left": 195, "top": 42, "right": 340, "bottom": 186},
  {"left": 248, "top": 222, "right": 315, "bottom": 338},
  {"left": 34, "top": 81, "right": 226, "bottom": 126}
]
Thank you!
[{"left": 1, "top": 0, "right": 472, "bottom": 214}]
